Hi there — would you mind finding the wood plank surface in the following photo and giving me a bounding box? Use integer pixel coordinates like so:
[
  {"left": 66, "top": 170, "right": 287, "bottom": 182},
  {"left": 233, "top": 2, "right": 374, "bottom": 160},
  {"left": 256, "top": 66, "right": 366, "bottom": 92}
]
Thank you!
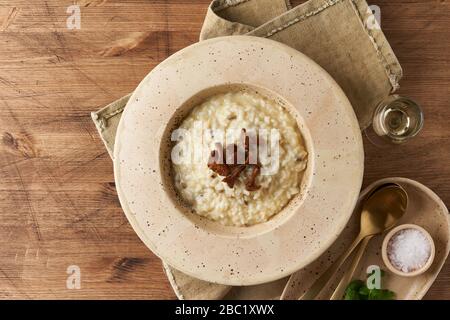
[{"left": 0, "top": 0, "right": 449, "bottom": 299}]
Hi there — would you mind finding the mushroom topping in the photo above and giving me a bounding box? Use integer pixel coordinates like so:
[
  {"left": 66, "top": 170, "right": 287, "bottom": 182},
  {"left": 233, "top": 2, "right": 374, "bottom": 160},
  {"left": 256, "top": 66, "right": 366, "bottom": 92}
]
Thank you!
[{"left": 208, "top": 129, "right": 261, "bottom": 191}]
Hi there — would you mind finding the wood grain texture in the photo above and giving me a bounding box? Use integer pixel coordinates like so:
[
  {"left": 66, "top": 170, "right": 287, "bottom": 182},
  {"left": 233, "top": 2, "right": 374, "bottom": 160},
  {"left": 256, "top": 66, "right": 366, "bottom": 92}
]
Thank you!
[{"left": 0, "top": 0, "right": 448, "bottom": 299}]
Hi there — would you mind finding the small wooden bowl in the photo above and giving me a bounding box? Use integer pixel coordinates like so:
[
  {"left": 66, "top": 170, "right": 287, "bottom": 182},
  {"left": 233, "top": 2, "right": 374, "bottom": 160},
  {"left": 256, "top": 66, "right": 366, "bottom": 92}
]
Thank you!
[{"left": 382, "top": 224, "right": 435, "bottom": 277}]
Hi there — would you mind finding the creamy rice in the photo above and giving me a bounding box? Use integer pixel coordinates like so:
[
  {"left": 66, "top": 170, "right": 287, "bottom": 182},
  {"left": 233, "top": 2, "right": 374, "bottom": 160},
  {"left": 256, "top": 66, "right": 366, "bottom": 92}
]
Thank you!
[{"left": 172, "top": 91, "right": 307, "bottom": 227}]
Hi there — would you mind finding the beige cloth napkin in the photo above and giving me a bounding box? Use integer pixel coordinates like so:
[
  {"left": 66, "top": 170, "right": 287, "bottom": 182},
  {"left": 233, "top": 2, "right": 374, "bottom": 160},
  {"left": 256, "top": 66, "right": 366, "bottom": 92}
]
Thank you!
[{"left": 91, "top": 0, "right": 402, "bottom": 299}]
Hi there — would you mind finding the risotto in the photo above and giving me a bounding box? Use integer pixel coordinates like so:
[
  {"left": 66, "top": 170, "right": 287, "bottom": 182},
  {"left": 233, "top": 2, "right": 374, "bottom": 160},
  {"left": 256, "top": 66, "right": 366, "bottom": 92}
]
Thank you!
[{"left": 172, "top": 90, "right": 308, "bottom": 227}]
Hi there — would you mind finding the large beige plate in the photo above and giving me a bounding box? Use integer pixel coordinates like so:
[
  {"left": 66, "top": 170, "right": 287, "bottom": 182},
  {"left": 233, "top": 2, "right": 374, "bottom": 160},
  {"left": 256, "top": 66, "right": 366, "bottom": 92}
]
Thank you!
[{"left": 114, "top": 36, "right": 364, "bottom": 286}]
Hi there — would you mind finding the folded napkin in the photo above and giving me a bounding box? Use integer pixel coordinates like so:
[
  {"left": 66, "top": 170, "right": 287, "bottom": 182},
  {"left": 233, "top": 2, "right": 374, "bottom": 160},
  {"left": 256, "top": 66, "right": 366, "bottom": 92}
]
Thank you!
[{"left": 91, "top": 0, "right": 402, "bottom": 299}]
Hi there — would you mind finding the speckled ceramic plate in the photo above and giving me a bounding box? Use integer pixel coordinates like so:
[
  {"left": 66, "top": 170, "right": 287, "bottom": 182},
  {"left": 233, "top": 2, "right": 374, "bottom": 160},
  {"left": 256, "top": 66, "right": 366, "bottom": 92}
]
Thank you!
[
  {"left": 278, "top": 178, "right": 450, "bottom": 300},
  {"left": 113, "top": 36, "right": 364, "bottom": 286}
]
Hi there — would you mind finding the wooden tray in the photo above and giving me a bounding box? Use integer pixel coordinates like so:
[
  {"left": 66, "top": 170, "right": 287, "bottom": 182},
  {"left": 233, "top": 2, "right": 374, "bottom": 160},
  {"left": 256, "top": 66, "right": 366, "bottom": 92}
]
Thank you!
[{"left": 224, "top": 178, "right": 450, "bottom": 300}]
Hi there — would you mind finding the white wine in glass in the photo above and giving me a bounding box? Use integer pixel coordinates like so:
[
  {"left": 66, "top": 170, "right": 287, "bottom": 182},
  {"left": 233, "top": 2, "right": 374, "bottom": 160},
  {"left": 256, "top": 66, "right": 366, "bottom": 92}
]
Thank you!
[{"left": 366, "top": 95, "right": 424, "bottom": 146}]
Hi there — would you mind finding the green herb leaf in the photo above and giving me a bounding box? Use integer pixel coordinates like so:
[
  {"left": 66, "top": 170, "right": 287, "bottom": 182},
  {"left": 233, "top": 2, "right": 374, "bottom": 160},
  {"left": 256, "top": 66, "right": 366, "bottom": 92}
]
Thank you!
[
  {"left": 343, "top": 280, "right": 365, "bottom": 300},
  {"left": 368, "top": 289, "right": 396, "bottom": 300},
  {"left": 358, "top": 286, "right": 370, "bottom": 297},
  {"left": 343, "top": 279, "right": 396, "bottom": 300}
]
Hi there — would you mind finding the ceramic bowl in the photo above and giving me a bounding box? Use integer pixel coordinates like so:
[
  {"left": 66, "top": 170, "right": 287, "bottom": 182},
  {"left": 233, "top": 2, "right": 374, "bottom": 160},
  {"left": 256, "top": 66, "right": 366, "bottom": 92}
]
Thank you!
[
  {"left": 113, "top": 36, "right": 364, "bottom": 285},
  {"left": 382, "top": 224, "right": 436, "bottom": 277}
]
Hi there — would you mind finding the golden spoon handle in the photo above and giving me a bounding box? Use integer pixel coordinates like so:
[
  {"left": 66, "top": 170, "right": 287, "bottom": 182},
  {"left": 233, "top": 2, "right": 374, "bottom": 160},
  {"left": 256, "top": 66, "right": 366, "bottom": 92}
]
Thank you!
[
  {"left": 298, "top": 233, "right": 365, "bottom": 300},
  {"left": 330, "top": 236, "right": 373, "bottom": 300}
]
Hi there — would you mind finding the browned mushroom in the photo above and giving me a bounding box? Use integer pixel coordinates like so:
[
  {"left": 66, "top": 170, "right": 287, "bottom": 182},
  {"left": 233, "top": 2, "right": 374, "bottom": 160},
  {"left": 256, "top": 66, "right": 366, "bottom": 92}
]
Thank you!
[
  {"left": 207, "top": 128, "right": 262, "bottom": 191},
  {"left": 245, "top": 165, "right": 261, "bottom": 191},
  {"left": 207, "top": 145, "right": 230, "bottom": 176},
  {"left": 222, "top": 165, "right": 246, "bottom": 188}
]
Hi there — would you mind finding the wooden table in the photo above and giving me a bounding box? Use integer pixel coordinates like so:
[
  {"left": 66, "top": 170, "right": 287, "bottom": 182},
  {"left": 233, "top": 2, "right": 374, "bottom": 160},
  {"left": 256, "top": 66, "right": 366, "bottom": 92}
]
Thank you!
[{"left": 0, "top": 0, "right": 448, "bottom": 299}]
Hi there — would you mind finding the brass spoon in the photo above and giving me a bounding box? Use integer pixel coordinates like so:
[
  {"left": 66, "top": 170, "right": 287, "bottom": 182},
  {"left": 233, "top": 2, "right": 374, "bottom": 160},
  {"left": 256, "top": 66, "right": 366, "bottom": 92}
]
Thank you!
[
  {"left": 292, "top": 183, "right": 408, "bottom": 300},
  {"left": 329, "top": 183, "right": 408, "bottom": 300}
]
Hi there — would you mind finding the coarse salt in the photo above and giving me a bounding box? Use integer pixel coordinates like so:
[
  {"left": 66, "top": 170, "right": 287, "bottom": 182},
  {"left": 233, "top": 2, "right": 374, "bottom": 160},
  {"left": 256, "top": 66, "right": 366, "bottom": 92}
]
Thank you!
[{"left": 387, "top": 228, "right": 432, "bottom": 273}]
